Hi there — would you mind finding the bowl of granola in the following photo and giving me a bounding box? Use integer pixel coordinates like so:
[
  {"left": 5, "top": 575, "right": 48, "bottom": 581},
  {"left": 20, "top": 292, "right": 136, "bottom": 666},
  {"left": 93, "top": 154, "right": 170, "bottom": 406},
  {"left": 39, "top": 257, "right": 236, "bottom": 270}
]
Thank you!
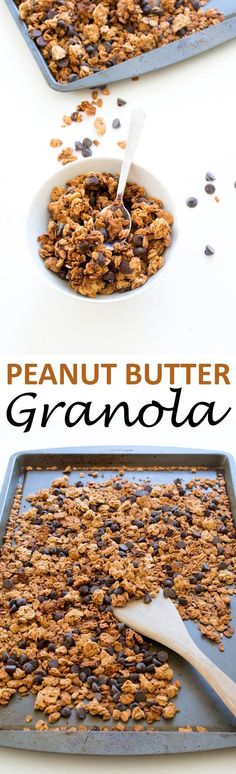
[{"left": 28, "top": 158, "right": 177, "bottom": 301}]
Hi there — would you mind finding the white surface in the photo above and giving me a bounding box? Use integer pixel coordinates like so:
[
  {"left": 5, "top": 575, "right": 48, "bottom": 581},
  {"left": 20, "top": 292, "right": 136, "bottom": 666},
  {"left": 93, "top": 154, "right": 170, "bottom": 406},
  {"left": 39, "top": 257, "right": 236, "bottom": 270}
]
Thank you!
[{"left": 0, "top": 3, "right": 236, "bottom": 355}]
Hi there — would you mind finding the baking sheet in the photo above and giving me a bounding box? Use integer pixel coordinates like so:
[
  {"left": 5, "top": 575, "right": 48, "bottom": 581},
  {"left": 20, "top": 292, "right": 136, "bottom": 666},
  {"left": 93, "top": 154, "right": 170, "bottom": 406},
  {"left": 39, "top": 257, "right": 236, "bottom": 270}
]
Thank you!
[
  {"left": 4, "top": 0, "right": 236, "bottom": 92},
  {"left": 0, "top": 446, "right": 236, "bottom": 755}
]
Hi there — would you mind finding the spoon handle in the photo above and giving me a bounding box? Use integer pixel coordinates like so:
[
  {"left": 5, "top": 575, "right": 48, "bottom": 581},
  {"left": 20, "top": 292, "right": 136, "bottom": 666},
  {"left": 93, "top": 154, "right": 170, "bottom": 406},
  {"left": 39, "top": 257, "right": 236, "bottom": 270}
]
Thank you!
[
  {"left": 179, "top": 638, "right": 236, "bottom": 717},
  {"left": 117, "top": 108, "right": 146, "bottom": 199}
]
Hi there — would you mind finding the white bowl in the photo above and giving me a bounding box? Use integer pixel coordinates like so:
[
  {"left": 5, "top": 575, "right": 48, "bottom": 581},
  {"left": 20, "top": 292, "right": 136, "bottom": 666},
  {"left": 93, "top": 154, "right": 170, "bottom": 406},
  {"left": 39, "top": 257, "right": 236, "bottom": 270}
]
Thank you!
[{"left": 27, "top": 157, "right": 178, "bottom": 303}]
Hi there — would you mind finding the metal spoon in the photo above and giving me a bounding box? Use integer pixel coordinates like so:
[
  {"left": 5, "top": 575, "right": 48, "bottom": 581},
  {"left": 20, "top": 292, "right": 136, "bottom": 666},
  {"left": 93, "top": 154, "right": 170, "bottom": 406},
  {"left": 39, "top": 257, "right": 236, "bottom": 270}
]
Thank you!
[{"left": 100, "top": 107, "right": 146, "bottom": 249}]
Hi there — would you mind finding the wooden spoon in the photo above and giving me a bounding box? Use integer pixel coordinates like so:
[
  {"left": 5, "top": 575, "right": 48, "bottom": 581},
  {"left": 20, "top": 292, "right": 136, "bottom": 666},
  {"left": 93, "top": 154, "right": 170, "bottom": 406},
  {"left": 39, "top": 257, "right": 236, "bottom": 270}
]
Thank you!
[{"left": 113, "top": 590, "right": 236, "bottom": 717}]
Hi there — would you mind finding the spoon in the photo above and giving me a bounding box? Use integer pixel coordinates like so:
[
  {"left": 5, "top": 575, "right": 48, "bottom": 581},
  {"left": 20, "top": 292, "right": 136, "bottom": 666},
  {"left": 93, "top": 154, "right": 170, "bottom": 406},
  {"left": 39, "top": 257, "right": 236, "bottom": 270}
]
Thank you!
[
  {"left": 113, "top": 590, "right": 236, "bottom": 717},
  {"left": 99, "top": 107, "right": 146, "bottom": 249}
]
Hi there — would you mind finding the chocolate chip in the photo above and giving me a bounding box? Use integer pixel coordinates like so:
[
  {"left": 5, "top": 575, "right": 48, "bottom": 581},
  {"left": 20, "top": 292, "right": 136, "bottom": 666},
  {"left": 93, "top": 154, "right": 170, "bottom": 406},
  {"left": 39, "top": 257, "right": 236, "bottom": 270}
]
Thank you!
[
  {"left": 186, "top": 197, "right": 198, "bottom": 208},
  {"left": 143, "top": 593, "right": 152, "bottom": 604},
  {"left": 136, "top": 662, "right": 146, "bottom": 673},
  {"left": 117, "top": 98, "right": 127, "bottom": 106},
  {"left": 36, "top": 36, "right": 47, "bottom": 47},
  {"left": 18, "top": 654, "right": 28, "bottom": 666},
  {"left": 46, "top": 643, "right": 55, "bottom": 653},
  {"left": 163, "top": 579, "right": 173, "bottom": 588},
  {"left": 105, "top": 271, "right": 115, "bottom": 283},
  {"left": 178, "top": 597, "right": 188, "bottom": 606},
  {"left": 70, "top": 664, "right": 80, "bottom": 674},
  {"left": 205, "top": 244, "right": 215, "bottom": 256},
  {"left": 112, "top": 118, "right": 121, "bottom": 129},
  {"left": 135, "top": 690, "right": 146, "bottom": 702},
  {"left": 79, "top": 585, "right": 89, "bottom": 596},
  {"left": 205, "top": 184, "right": 215, "bottom": 194},
  {"left": 163, "top": 588, "right": 177, "bottom": 599},
  {"left": 133, "top": 247, "right": 147, "bottom": 257},
  {"left": 68, "top": 73, "right": 78, "bottom": 82},
  {"left": 74, "top": 141, "right": 83, "bottom": 151},
  {"left": 23, "top": 662, "right": 36, "bottom": 674},
  {"left": 60, "top": 707, "right": 71, "bottom": 718},
  {"left": 3, "top": 579, "right": 13, "bottom": 589},
  {"left": 5, "top": 664, "right": 17, "bottom": 675},
  {"left": 81, "top": 147, "right": 92, "bottom": 158},
  {"left": 120, "top": 260, "right": 132, "bottom": 274},
  {"left": 83, "top": 137, "right": 92, "bottom": 148},
  {"left": 133, "top": 234, "right": 143, "bottom": 247},
  {"left": 18, "top": 639, "right": 28, "bottom": 649},
  {"left": 48, "top": 659, "right": 59, "bottom": 668},
  {"left": 33, "top": 674, "right": 43, "bottom": 685},
  {"left": 195, "top": 584, "right": 204, "bottom": 594},
  {"left": 53, "top": 611, "right": 64, "bottom": 621},
  {"left": 157, "top": 650, "right": 169, "bottom": 663},
  {"left": 76, "top": 707, "right": 87, "bottom": 720},
  {"left": 205, "top": 171, "right": 216, "bottom": 181},
  {"left": 85, "top": 175, "right": 99, "bottom": 189},
  {"left": 16, "top": 597, "right": 26, "bottom": 607}
]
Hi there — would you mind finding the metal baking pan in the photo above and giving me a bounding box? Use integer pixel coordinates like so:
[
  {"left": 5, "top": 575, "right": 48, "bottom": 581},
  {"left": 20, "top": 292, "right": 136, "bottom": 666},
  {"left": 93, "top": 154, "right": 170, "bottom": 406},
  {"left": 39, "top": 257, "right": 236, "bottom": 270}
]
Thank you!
[
  {"left": 0, "top": 446, "right": 236, "bottom": 755},
  {"left": 4, "top": 0, "right": 236, "bottom": 91}
]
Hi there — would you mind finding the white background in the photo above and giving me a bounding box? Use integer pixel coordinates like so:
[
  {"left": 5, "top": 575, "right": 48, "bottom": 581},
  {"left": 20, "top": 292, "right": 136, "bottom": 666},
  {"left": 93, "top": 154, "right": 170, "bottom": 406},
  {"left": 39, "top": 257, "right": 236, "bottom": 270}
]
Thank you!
[
  {"left": 0, "top": 4, "right": 236, "bottom": 356},
  {"left": 0, "top": 0, "right": 236, "bottom": 771}
]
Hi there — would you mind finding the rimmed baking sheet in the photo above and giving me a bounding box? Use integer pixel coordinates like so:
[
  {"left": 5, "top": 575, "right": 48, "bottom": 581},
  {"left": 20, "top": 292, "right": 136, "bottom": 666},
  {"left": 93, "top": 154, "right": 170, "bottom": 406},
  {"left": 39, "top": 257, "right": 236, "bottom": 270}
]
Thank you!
[
  {"left": 0, "top": 446, "right": 235, "bottom": 754},
  {"left": 4, "top": 1, "right": 236, "bottom": 91}
]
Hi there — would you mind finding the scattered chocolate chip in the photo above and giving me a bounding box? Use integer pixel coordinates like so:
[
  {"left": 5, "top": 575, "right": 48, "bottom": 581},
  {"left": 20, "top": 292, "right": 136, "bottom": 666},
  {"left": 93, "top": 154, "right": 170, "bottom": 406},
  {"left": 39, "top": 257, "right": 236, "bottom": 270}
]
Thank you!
[
  {"left": 53, "top": 611, "right": 64, "bottom": 621},
  {"left": 81, "top": 147, "right": 92, "bottom": 158},
  {"left": 3, "top": 579, "right": 13, "bottom": 589},
  {"left": 83, "top": 137, "right": 92, "bottom": 148},
  {"left": 60, "top": 707, "right": 71, "bottom": 718},
  {"left": 36, "top": 36, "right": 47, "bottom": 47},
  {"left": 84, "top": 175, "right": 99, "bottom": 189},
  {"left": 205, "top": 184, "right": 216, "bottom": 195},
  {"left": 202, "top": 563, "right": 210, "bottom": 572},
  {"left": 163, "top": 588, "right": 177, "bottom": 599},
  {"left": 186, "top": 197, "right": 198, "bottom": 208},
  {"left": 48, "top": 659, "right": 59, "bottom": 668},
  {"left": 178, "top": 597, "right": 188, "bottom": 606},
  {"left": 112, "top": 118, "right": 121, "bottom": 129},
  {"left": 205, "top": 244, "right": 215, "bottom": 256},
  {"left": 76, "top": 707, "right": 87, "bottom": 720},
  {"left": 143, "top": 593, "right": 152, "bottom": 604},
  {"left": 157, "top": 650, "right": 169, "bottom": 663},
  {"left": 75, "top": 141, "right": 83, "bottom": 151},
  {"left": 5, "top": 664, "right": 17, "bottom": 675},
  {"left": 205, "top": 171, "right": 216, "bottom": 181}
]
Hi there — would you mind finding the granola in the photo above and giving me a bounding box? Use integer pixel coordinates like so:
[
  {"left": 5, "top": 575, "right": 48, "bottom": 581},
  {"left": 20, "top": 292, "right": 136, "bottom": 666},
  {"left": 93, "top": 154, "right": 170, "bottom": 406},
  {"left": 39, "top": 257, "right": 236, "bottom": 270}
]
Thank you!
[
  {"left": 0, "top": 470, "right": 235, "bottom": 728},
  {"left": 37, "top": 172, "right": 173, "bottom": 297},
  {"left": 16, "top": 0, "right": 224, "bottom": 84}
]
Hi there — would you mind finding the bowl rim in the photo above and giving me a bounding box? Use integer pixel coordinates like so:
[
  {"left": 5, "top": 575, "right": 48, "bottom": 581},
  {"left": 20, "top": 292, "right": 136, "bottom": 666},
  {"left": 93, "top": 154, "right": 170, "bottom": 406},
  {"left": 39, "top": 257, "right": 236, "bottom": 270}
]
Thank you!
[{"left": 27, "top": 156, "right": 178, "bottom": 304}]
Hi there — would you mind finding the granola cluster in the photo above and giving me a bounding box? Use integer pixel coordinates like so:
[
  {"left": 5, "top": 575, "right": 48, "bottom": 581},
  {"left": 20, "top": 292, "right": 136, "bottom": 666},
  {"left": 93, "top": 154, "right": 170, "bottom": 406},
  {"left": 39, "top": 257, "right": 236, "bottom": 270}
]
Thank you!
[
  {"left": 38, "top": 172, "right": 173, "bottom": 297},
  {"left": 16, "top": 0, "right": 223, "bottom": 84},
  {"left": 0, "top": 470, "right": 235, "bottom": 729}
]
